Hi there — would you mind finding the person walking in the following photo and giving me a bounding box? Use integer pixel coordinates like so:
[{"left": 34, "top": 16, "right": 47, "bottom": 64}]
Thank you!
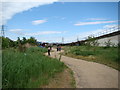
[
  {"left": 50, "top": 46, "right": 52, "bottom": 50},
  {"left": 48, "top": 46, "right": 51, "bottom": 56},
  {"left": 57, "top": 45, "right": 59, "bottom": 51},
  {"left": 59, "top": 45, "right": 61, "bottom": 51}
]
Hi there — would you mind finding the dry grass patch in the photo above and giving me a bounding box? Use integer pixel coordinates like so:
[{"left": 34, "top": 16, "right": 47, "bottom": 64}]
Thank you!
[{"left": 41, "top": 67, "right": 76, "bottom": 88}]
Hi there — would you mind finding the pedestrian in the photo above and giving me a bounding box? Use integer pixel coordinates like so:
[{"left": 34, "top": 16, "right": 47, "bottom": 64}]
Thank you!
[
  {"left": 57, "top": 45, "right": 59, "bottom": 51},
  {"left": 48, "top": 46, "right": 51, "bottom": 56},
  {"left": 50, "top": 46, "right": 52, "bottom": 50},
  {"left": 59, "top": 45, "right": 61, "bottom": 51}
]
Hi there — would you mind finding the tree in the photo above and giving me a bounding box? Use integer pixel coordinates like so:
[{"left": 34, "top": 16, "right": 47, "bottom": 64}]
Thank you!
[
  {"left": 17, "top": 37, "right": 21, "bottom": 45},
  {"left": 27, "top": 37, "right": 37, "bottom": 45},
  {"left": 22, "top": 37, "right": 27, "bottom": 45},
  {"left": 1, "top": 36, "right": 38, "bottom": 49},
  {"left": 2, "top": 37, "right": 10, "bottom": 49},
  {"left": 9, "top": 39, "right": 15, "bottom": 47},
  {"left": 85, "top": 36, "right": 99, "bottom": 47}
]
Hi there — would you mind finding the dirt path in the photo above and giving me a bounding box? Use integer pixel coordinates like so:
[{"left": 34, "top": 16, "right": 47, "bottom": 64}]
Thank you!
[
  {"left": 42, "top": 68, "right": 75, "bottom": 88},
  {"left": 47, "top": 48, "right": 118, "bottom": 88}
]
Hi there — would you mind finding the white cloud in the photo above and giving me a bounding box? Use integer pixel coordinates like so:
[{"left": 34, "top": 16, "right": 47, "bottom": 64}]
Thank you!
[
  {"left": 74, "top": 20, "right": 117, "bottom": 26},
  {"left": 2, "top": 0, "right": 119, "bottom": 2},
  {"left": 32, "top": 19, "right": 47, "bottom": 25},
  {"left": 37, "top": 36, "right": 64, "bottom": 43},
  {"left": 2, "top": 0, "right": 58, "bottom": 2},
  {"left": 61, "top": 17, "right": 66, "bottom": 20},
  {"left": 59, "top": 0, "right": 119, "bottom": 2},
  {"left": 86, "top": 18, "right": 107, "bottom": 21},
  {"left": 9, "top": 29, "right": 25, "bottom": 35},
  {"left": 9, "top": 29, "right": 23, "bottom": 32},
  {"left": 103, "top": 24, "right": 118, "bottom": 29},
  {"left": 9, "top": 28, "right": 67, "bottom": 36},
  {"left": 25, "top": 31, "right": 63, "bottom": 36},
  {"left": 1, "top": 0, "right": 59, "bottom": 25}
]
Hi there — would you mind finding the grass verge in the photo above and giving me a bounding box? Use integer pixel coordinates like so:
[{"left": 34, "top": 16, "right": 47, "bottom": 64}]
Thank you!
[
  {"left": 63, "top": 46, "right": 119, "bottom": 70},
  {"left": 2, "top": 47, "right": 65, "bottom": 88}
]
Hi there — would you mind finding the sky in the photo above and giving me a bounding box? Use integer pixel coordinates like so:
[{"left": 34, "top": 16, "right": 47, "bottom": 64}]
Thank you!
[{"left": 1, "top": 1, "right": 119, "bottom": 43}]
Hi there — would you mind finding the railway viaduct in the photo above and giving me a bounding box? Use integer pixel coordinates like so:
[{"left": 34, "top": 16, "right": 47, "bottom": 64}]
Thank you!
[{"left": 64, "top": 30, "right": 120, "bottom": 47}]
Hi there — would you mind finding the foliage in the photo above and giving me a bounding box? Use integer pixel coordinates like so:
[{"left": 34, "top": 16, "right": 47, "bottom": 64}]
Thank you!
[
  {"left": 1, "top": 37, "right": 9, "bottom": 48},
  {"left": 1, "top": 36, "right": 38, "bottom": 49},
  {"left": 64, "top": 46, "right": 119, "bottom": 70},
  {"left": 2, "top": 47, "right": 65, "bottom": 88},
  {"left": 18, "top": 44, "right": 27, "bottom": 52},
  {"left": 85, "top": 36, "right": 99, "bottom": 46},
  {"left": 104, "top": 39, "right": 112, "bottom": 48},
  {"left": 67, "top": 46, "right": 97, "bottom": 56},
  {"left": 27, "top": 37, "right": 37, "bottom": 45},
  {"left": 22, "top": 37, "right": 27, "bottom": 44},
  {"left": 26, "top": 47, "right": 47, "bottom": 53},
  {"left": 17, "top": 37, "right": 21, "bottom": 45}
]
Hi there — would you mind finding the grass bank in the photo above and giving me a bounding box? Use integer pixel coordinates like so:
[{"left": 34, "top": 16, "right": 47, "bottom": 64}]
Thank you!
[
  {"left": 2, "top": 47, "right": 65, "bottom": 88},
  {"left": 63, "top": 46, "right": 119, "bottom": 70}
]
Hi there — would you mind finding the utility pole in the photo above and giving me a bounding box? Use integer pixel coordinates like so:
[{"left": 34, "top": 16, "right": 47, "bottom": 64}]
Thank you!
[
  {"left": 62, "top": 37, "right": 64, "bottom": 44},
  {"left": 77, "top": 36, "right": 79, "bottom": 42},
  {"left": 1, "top": 25, "right": 5, "bottom": 37},
  {"left": 77, "top": 36, "right": 80, "bottom": 46}
]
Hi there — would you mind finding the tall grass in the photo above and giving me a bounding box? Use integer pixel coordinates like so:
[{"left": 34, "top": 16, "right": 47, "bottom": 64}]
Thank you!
[
  {"left": 2, "top": 47, "right": 65, "bottom": 88},
  {"left": 64, "top": 46, "right": 119, "bottom": 70}
]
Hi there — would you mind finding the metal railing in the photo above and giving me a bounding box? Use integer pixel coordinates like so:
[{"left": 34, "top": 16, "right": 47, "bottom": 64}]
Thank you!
[{"left": 80, "top": 26, "right": 119, "bottom": 40}]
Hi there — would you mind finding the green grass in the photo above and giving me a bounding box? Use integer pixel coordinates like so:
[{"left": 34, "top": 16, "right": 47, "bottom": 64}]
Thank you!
[
  {"left": 2, "top": 47, "right": 65, "bottom": 88},
  {"left": 69, "top": 69, "right": 76, "bottom": 88},
  {"left": 64, "top": 46, "right": 119, "bottom": 70}
]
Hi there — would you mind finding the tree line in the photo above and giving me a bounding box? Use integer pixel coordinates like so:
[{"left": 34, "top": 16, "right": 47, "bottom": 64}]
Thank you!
[{"left": 1, "top": 36, "right": 37, "bottom": 49}]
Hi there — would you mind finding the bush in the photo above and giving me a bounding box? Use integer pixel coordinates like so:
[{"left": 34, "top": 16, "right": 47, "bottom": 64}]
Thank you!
[
  {"left": 70, "top": 46, "right": 97, "bottom": 56},
  {"left": 73, "top": 50, "right": 95, "bottom": 56}
]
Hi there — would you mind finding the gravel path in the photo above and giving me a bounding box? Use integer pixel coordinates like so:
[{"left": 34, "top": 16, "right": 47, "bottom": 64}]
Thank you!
[{"left": 47, "top": 49, "right": 118, "bottom": 88}]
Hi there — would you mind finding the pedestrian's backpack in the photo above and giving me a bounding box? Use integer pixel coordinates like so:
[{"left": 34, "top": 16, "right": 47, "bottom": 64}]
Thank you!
[{"left": 48, "top": 47, "right": 50, "bottom": 50}]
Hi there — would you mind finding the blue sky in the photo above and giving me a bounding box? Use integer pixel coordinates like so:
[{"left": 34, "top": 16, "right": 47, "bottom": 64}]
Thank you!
[{"left": 4, "top": 2, "right": 118, "bottom": 43}]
